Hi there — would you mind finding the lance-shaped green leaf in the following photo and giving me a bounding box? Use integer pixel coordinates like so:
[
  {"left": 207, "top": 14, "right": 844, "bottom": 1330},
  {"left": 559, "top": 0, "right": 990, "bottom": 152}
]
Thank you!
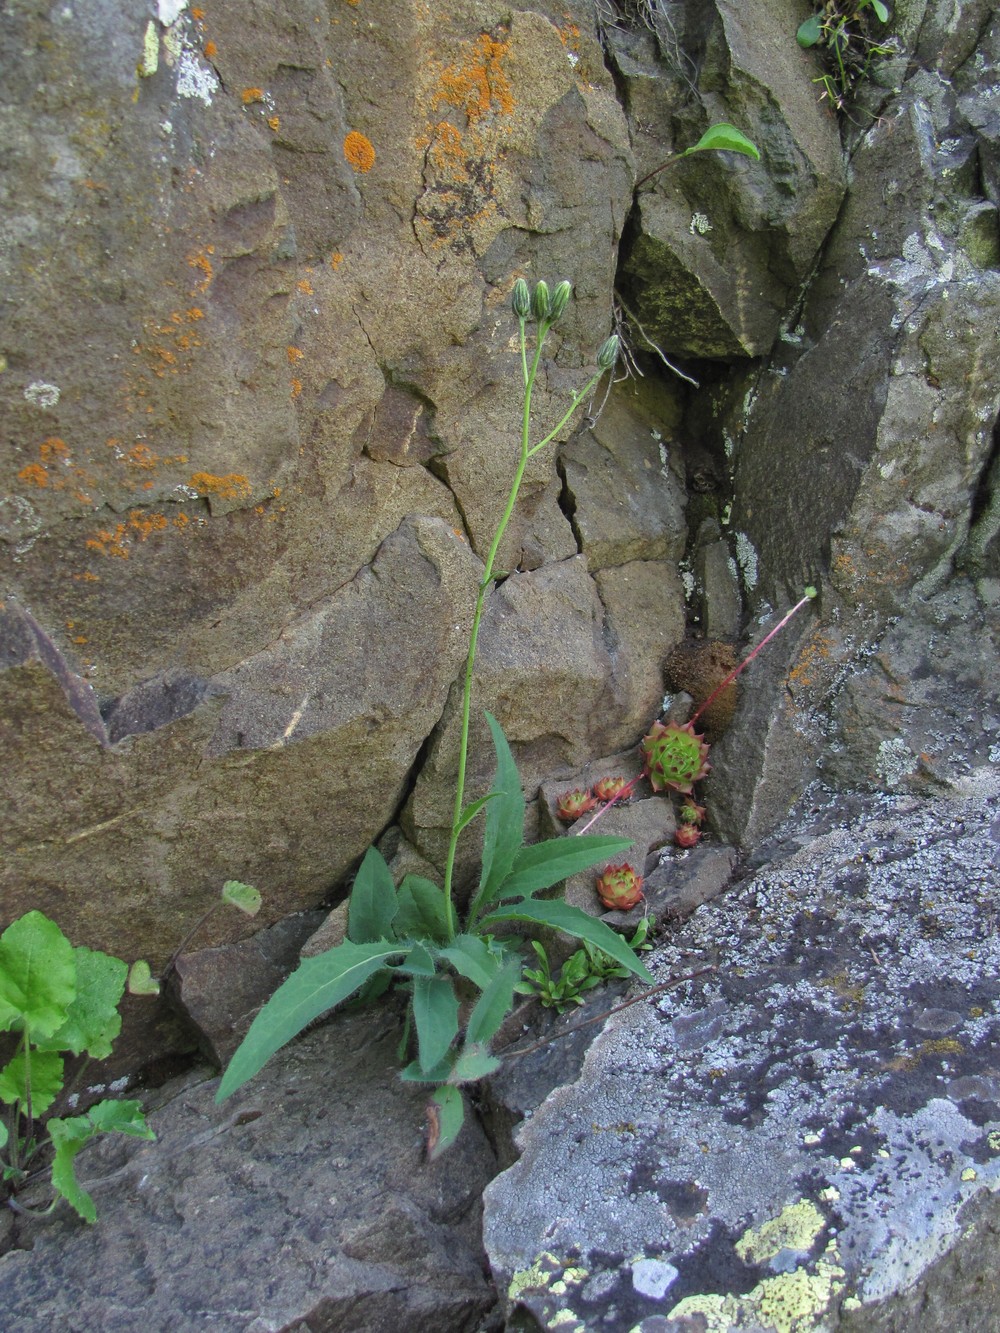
[
  {"left": 393, "top": 942, "right": 436, "bottom": 977},
  {"left": 683, "top": 123, "right": 761, "bottom": 160},
  {"left": 493, "top": 835, "right": 633, "bottom": 901},
  {"left": 412, "top": 974, "right": 460, "bottom": 1074},
  {"left": 216, "top": 940, "right": 406, "bottom": 1101},
  {"left": 479, "top": 899, "right": 654, "bottom": 983},
  {"left": 438, "top": 935, "right": 505, "bottom": 990},
  {"left": 0, "top": 911, "right": 76, "bottom": 1040},
  {"left": 394, "top": 875, "right": 450, "bottom": 943},
  {"left": 37, "top": 947, "right": 126, "bottom": 1060},
  {"left": 426, "top": 1084, "right": 465, "bottom": 1161},
  {"left": 347, "top": 847, "right": 398, "bottom": 944},
  {"left": 464, "top": 956, "right": 522, "bottom": 1047},
  {"left": 467, "top": 713, "right": 526, "bottom": 923},
  {"left": 448, "top": 1045, "right": 501, "bottom": 1083}
]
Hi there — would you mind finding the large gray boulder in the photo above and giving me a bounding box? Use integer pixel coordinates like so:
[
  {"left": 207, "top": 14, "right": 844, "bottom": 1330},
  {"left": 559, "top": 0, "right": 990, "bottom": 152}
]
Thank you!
[{"left": 484, "top": 771, "right": 1000, "bottom": 1331}]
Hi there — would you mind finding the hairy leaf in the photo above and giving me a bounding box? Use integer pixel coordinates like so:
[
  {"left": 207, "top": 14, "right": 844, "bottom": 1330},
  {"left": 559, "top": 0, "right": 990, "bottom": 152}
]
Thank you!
[
  {"left": 0, "top": 912, "right": 76, "bottom": 1040},
  {"left": 448, "top": 1046, "right": 502, "bottom": 1083},
  {"left": 412, "top": 974, "right": 460, "bottom": 1073},
  {"left": 216, "top": 940, "right": 406, "bottom": 1101},
  {"left": 347, "top": 847, "right": 398, "bottom": 944},
  {"left": 796, "top": 13, "right": 824, "bottom": 46},
  {"left": 471, "top": 713, "right": 526, "bottom": 919},
  {"left": 426, "top": 1084, "right": 465, "bottom": 1160},
  {"left": 127, "top": 959, "right": 160, "bottom": 996},
  {"left": 494, "top": 835, "right": 633, "bottom": 900},
  {"left": 464, "top": 957, "right": 522, "bottom": 1047},
  {"left": 394, "top": 875, "right": 450, "bottom": 943},
  {"left": 393, "top": 942, "right": 436, "bottom": 977},
  {"left": 438, "top": 935, "right": 505, "bottom": 990},
  {"left": 479, "top": 900, "right": 654, "bottom": 982}
]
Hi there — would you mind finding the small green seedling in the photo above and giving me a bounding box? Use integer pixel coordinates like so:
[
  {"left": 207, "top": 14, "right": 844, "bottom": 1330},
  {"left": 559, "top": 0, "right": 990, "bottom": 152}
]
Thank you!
[
  {"left": 0, "top": 911, "right": 155, "bottom": 1223},
  {"left": 796, "top": 1, "right": 894, "bottom": 110},
  {"left": 514, "top": 919, "right": 656, "bottom": 1013}
]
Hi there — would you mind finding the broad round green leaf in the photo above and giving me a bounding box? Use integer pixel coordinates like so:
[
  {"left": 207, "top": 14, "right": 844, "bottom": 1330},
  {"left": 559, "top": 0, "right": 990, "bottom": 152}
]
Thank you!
[
  {"left": 797, "top": 13, "right": 824, "bottom": 46},
  {"left": 685, "top": 122, "right": 761, "bottom": 160},
  {"left": 0, "top": 1049, "right": 64, "bottom": 1116},
  {"left": 128, "top": 959, "right": 161, "bottom": 997},
  {"left": 0, "top": 912, "right": 76, "bottom": 1040},
  {"left": 36, "top": 947, "right": 127, "bottom": 1059}
]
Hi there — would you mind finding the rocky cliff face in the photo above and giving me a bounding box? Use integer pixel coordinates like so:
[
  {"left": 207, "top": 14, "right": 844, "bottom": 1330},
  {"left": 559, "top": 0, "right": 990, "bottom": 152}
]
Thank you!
[{"left": 2, "top": 0, "right": 998, "bottom": 1069}]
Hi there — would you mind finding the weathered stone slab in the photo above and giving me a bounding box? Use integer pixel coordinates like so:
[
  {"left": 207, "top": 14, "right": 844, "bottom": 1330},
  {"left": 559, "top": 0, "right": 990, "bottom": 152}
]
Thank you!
[
  {"left": 484, "top": 771, "right": 1000, "bottom": 1330},
  {"left": 0, "top": 1008, "right": 498, "bottom": 1333}
]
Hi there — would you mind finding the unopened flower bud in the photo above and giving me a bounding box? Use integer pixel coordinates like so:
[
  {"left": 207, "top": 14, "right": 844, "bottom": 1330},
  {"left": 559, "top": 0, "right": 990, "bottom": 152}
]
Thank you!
[
  {"left": 596, "top": 334, "right": 620, "bottom": 371},
  {"left": 549, "top": 280, "right": 572, "bottom": 321},
  {"left": 531, "top": 280, "right": 551, "bottom": 321},
  {"left": 512, "top": 278, "right": 531, "bottom": 319}
]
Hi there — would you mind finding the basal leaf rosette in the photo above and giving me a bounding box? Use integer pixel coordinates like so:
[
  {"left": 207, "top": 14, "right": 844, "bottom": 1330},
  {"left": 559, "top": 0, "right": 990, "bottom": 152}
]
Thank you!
[{"left": 640, "top": 720, "right": 711, "bottom": 796}]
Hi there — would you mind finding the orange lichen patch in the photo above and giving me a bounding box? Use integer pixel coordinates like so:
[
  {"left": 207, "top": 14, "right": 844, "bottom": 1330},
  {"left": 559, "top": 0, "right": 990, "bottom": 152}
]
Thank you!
[
  {"left": 330, "top": 251, "right": 344, "bottom": 269},
  {"left": 290, "top": 378, "right": 303, "bottom": 399},
  {"left": 343, "top": 130, "right": 375, "bottom": 172},
  {"left": 787, "top": 630, "right": 837, "bottom": 692},
  {"left": 203, "top": 39, "right": 218, "bottom": 58},
  {"left": 241, "top": 87, "right": 266, "bottom": 104},
  {"left": 286, "top": 345, "right": 304, "bottom": 363},
  {"left": 127, "top": 509, "right": 169, "bottom": 541},
  {"left": 267, "top": 115, "right": 281, "bottom": 131},
  {"left": 416, "top": 29, "right": 515, "bottom": 250},
  {"left": 188, "top": 471, "right": 253, "bottom": 502},
  {"left": 86, "top": 523, "right": 130, "bottom": 559},
  {"left": 186, "top": 307, "right": 204, "bottom": 321},
  {"left": 187, "top": 246, "right": 215, "bottom": 293},
  {"left": 18, "top": 462, "right": 49, "bottom": 488},
  {"left": 73, "top": 570, "right": 101, "bottom": 582},
  {"left": 40, "top": 437, "right": 70, "bottom": 462},
  {"left": 296, "top": 278, "right": 314, "bottom": 295},
  {"left": 191, "top": 6, "right": 205, "bottom": 19},
  {"left": 434, "top": 33, "right": 514, "bottom": 122}
]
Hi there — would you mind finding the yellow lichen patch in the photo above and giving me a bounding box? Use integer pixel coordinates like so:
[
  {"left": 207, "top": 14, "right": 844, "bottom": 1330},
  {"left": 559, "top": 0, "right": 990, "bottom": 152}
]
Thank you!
[
  {"left": 286, "top": 345, "right": 304, "bottom": 363},
  {"left": 241, "top": 87, "right": 265, "bottom": 103},
  {"left": 330, "top": 251, "right": 344, "bottom": 269},
  {"left": 188, "top": 471, "right": 253, "bottom": 503},
  {"left": 735, "top": 1200, "right": 826, "bottom": 1267},
  {"left": 343, "top": 130, "right": 375, "bottom": 172},
  {"left": 296, "top": 278, "right": 314, "bottom": 295}
]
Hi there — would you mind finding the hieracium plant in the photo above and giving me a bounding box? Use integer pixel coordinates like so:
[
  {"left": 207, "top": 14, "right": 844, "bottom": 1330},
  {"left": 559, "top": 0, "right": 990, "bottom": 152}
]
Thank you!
[{"left": 217, "top": 280, "right": 653, "bottom": 1156}]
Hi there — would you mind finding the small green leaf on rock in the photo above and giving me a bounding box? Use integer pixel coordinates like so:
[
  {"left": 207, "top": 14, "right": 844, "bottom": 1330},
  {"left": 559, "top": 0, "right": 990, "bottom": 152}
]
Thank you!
[
  {"left": 222, "top": 881, "right": 262, "bottom": 917},
  {"left": 684, "top": 122, "right": 761, "bottom": 160},
  {"left": 797, "top": 13, "right": 824, "bottom": 46},
  {"left": 128, "top": 959, "right": 161, "bottom": 997}
]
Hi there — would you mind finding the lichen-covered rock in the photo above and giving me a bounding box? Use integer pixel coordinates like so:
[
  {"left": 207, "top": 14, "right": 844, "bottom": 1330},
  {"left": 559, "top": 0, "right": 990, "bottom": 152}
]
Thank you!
[
  {"left": 484, "top": 773, "right": 1000, "bottom": 1331},
  {"left": 0, "top": 0, "right": 643, "bottom": 1001}
]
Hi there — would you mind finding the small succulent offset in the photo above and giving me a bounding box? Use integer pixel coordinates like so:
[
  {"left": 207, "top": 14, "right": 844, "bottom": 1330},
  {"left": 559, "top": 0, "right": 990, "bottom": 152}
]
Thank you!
[
  {"left": 217, "top": 280, "right": 653, "bottom": 1158},
  {"left": 596, "top": 863, "right": 644, "bottom": 912},
  {"left": 556, "top": 788, "right": 599, "bottom": 823},
  {"left": 581, "top": 589, "right": 819, "bottom": 855}
]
